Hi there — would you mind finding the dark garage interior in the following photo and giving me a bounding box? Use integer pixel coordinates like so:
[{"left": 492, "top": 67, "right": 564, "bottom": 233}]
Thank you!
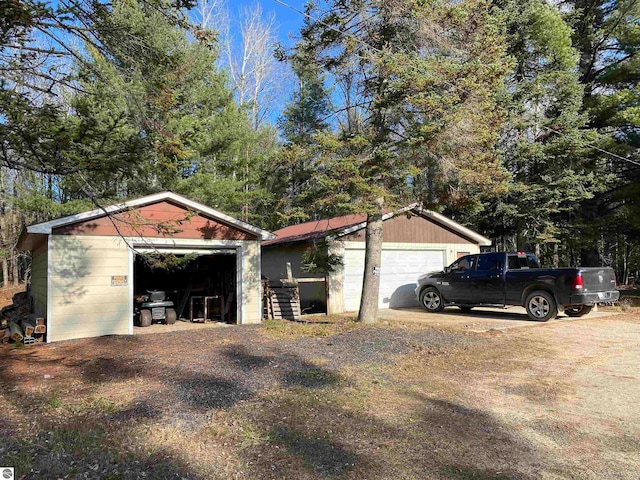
[{"left": 134, "top": 252, "right": 237, "bottom": 324}]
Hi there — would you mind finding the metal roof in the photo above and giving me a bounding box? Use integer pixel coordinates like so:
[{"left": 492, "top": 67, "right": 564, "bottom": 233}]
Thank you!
[{"left": 263, "top": 205, "right": 492, "bottom": 247}]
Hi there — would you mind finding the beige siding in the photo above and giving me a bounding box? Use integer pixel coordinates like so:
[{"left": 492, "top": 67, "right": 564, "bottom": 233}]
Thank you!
[
  {"left": 30, "top": 237, "right": 48, "bottom": 318},
  {"left": 49, "top": 235, "right": 130, "bottom": 342},
  {"left": 340, "top": 242, "right": 480, "bottom": 267},
  {"left": 241, "top": 241, "right": 262, "bottom": 324},
  {"left": 327, "top": 240, "right": 345, "bottom": 314}
]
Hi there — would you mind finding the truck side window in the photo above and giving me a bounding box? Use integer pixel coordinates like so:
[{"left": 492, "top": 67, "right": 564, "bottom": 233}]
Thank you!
[
  {"left": 451, "top": 255, "right": 475, "bottom": 271},
  {"left": 507, "top": 255, "right": 520, "bottom": 270},
  {"left": 477, "top": 254, "right": 502, "bottom": 271},
  {"left": 526, "top": 254, "right": 540, "bottom": 268}
]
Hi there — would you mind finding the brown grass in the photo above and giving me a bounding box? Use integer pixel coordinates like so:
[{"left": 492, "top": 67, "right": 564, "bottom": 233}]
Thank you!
[
  {"left": 261, "top": 315, "right": 362, "bottom": 338},
  {"left": 1, "top": 311, "right": 639, "bottom": 479}
]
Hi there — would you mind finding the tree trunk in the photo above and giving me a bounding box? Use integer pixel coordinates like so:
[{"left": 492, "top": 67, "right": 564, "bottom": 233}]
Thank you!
[
  {"left": 1, "top": 257, "right": 7, "bottom": 288},
  {"left": 0, "top": 209, "right": 7, "bottom": 288},
  {"left": 357, "top": 197, "right": 384, "bottom": 324},
  {"left": 12, "top": 249, "right": 20, "bottom": 286}
]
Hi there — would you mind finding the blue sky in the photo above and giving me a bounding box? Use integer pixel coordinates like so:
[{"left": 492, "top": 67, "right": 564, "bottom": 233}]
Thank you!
[{"left": 237, "top": 0, "right": 307, "bottom": 46}]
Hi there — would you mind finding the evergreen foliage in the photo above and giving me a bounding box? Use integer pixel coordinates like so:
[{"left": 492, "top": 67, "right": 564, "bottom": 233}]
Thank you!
[{"left": 468, "top": 0, "right": 610, "bottom": 266}]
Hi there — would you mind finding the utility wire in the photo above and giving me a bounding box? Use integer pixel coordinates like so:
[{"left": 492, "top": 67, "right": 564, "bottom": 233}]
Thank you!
[
  {"left": 542, "top": 126, "right": 640, "bottom": 168},
  {"left": 274, "top": 0, "right": 640, "bottom": 170}
]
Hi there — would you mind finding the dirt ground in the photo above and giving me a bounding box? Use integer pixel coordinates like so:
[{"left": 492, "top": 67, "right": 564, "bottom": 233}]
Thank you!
[{"left": 0, "top": 305, "right": 638, "bottom": 479}]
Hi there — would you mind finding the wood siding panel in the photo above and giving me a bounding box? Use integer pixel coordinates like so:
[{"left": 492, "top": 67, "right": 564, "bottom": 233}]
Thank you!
[
  {"left": 53, "top": 201, "right": 256, "bottom": 240},
  {"left": 342, "top": 213, "right": 477, "bottom": 244},
  {"left": 49, "top": 235, "right": 130, "bottom": 342},
  {"left": 30, "top": 236, "right": 48, "bottom": 318}
]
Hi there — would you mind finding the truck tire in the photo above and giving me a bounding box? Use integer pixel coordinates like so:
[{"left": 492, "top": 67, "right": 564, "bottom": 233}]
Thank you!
[
  {"left": 420, "top": 287, "right": 445, "bottom": 313},
  {"left": 564, "top": 305, "right": 593, "bottom": 317},
  {"left": 139, "top": 309, "right": 152, "bottom": 327},
  {"left": 525, "top": 290, "right": 557, "bottom": 322},
  {"left": 165, "top": 308, "right": 177, "bottom": 325}
]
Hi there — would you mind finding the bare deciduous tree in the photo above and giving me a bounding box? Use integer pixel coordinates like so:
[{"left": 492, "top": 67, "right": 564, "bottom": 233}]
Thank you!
[{"left": 196, "top": 0, "right": 283, "bottom": 129}]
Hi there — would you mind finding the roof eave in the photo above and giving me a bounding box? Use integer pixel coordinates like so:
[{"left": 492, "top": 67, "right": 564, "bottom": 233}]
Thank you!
[{"left": 417, "top": 208, "right": 492, "bottom": 246}]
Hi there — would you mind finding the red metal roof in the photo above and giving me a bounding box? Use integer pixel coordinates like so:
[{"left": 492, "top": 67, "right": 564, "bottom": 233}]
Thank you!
[{"left": 263, "top": 213, "right": 369, "bottom": 246}]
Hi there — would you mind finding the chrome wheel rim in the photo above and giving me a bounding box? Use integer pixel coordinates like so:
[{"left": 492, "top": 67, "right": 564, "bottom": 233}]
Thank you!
[
  {"left": 423, "top": 291, "right": 441, "bottom": 310},
  {"left": 529, "top": 295, "right": 550, "bottom": 319}
]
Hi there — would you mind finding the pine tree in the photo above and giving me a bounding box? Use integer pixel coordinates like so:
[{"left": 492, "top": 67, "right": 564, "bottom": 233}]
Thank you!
[
  {"left": 285, "top": 0, "right": 511, "bottom": 323},
  {"left": 562, "top": 0, "right": 640, "bottom": 272},
  {"left": 267, "top": 12, "right": 333, "bottom": 229},
  {"left": 469, "top": 0, "right": 608, "bottom": 266}
]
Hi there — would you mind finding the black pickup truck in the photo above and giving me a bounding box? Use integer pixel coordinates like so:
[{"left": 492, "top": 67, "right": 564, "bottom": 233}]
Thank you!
[{"left": 415, "top": 252, "right": 619, "bottom": 321}]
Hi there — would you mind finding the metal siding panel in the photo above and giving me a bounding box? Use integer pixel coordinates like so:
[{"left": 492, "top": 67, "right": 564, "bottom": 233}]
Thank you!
[
  {"left": 54, "top": 201, "right": 256, "bottom": 240},
  {"left": 343, "top": 248, "right": 366, "bottom": 311},
  {"left": 49, "top": 235, "right": 130, "bottom": 342}
]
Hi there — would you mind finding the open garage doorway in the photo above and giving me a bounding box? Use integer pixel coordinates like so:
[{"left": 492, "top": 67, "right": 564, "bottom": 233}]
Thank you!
[{"left": 133, "top": 250, "right": 237, "bottom": 326}]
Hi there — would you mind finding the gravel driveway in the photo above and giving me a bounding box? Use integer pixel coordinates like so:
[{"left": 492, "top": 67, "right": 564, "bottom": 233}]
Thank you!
[{"left": 1, "top": 310, "right": 637, "bottom": 480}]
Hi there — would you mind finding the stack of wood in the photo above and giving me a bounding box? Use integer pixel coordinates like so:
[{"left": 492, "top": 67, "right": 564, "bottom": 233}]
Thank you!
[
  {"left": 266, "top": 282, "right": 301, "bottom": 321},
  {"left": 0, "top": 292, "right": 46, "bottom": 345}
]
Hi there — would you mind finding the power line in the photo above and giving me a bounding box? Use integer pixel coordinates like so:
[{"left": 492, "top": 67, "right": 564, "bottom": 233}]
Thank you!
[{"left": 542, "top": 126, "right": 640, "bottom": 168}]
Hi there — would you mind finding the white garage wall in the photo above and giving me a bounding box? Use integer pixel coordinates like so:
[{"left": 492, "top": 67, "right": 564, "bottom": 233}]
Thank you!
[{"left": 341, "top": 241, "right": 480, "bottom": 312}]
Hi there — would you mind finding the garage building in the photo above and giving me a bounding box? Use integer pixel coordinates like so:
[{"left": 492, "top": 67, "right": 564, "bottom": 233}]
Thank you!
[
  {"left": 261, "top": 206, "right": 491, "bottom": 314},
  {"left": 17, "top": 192, "right": 274, "bottom": 342}
]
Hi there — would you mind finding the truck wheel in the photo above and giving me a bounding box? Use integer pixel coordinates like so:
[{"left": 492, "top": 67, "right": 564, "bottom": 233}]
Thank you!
[
  {"left": 564, "top": 305, "right": 593, "bottom": 317},
  {"left": 525, "top": 290, "right": 557, "bottom": 322},
  {"left": 165, "top": 308, "right": 177, "bottom": 325},
  {"left": 420, "top": 287, "right": 445, "bottom": 312},
  {"left": 139, "top": 309, "right": 152, "bottom": 327}
]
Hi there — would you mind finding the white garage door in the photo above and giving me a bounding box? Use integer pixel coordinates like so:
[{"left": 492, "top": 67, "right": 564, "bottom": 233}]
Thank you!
[{"left": 343, "top": 248, "right": 445, "bottom": 311}]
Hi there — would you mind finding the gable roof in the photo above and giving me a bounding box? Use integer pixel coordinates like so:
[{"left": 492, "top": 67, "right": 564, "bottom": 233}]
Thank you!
[
  {"left": 263, "top": 205, "right": 491, "bottom": 247},
  {"left": 21, "top": 191, "right": 275, "bottom": 244}
]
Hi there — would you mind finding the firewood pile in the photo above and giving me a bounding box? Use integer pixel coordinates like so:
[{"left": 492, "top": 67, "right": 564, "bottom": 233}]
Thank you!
[{"left": 0, "top": 292, "right": 46, "bottom": 345}]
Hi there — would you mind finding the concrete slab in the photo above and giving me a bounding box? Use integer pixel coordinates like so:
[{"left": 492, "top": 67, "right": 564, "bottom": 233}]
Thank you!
[{"left": 134, "top": 319, "right": 232, "bottom": 335}]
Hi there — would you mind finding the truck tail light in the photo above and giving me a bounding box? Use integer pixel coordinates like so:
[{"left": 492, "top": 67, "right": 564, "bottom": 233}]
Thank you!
[{"left": 573, "top": 273, "right": 584, "bottom": 290}]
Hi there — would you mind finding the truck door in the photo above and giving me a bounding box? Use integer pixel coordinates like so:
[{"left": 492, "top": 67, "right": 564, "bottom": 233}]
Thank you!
[
  {"left": 467, "top": 253, "right": 505, "bottom": 304},
  {"left": 439, "top": 255, "right": 476, "bottom": 302}
]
